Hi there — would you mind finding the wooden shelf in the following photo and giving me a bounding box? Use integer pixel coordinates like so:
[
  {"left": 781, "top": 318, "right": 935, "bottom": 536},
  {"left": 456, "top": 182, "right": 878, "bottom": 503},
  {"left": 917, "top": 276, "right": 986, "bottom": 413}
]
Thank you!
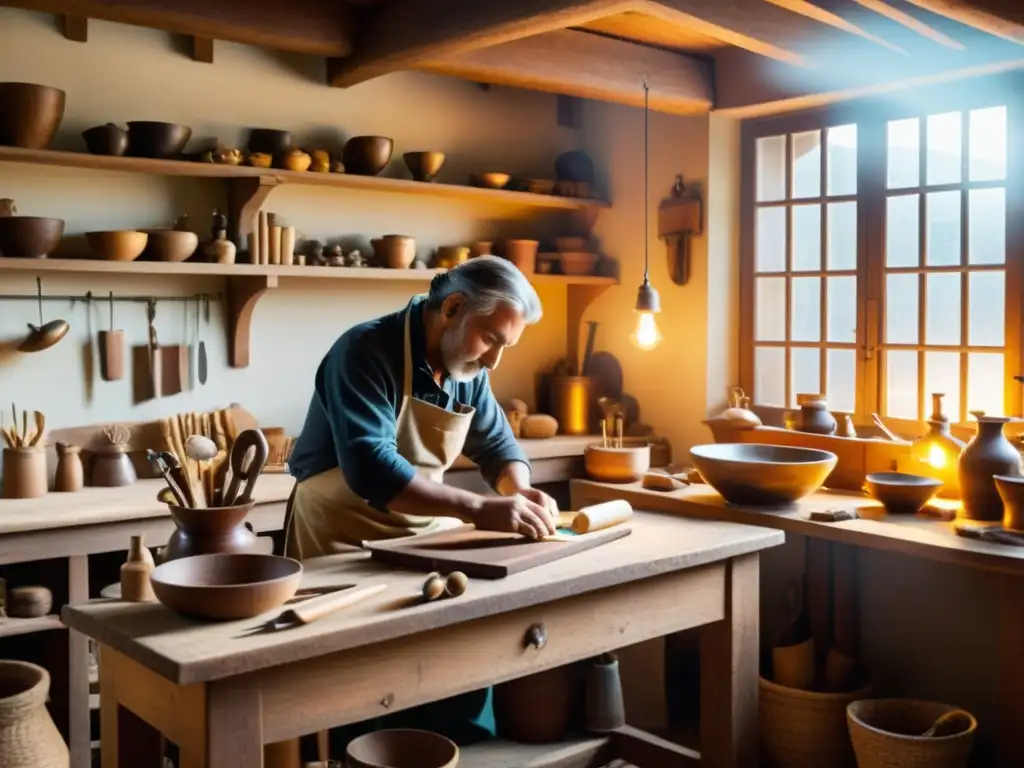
[
  {"left": 0, "top": 146, "right": 608, "bottom": 212},
  {"left": 0, "top": 614, "right": 66, "bottom": 638}
]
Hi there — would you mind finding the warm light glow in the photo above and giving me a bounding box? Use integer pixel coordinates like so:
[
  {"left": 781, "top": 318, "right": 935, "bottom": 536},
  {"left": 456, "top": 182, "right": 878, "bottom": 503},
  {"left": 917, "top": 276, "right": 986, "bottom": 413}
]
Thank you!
[
  {"left": 631, "top": 311, "right": 662, "bottom": 350},
  {"left": 927, "top": 444, "right": 948, "bottom": 469}
]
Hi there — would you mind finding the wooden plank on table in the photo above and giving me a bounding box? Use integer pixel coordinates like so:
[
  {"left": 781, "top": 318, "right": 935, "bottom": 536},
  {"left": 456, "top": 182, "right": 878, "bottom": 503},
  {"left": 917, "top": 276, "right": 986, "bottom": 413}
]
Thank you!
[{"left": 62, "top": 513, "right": 782, "bottom": 685}]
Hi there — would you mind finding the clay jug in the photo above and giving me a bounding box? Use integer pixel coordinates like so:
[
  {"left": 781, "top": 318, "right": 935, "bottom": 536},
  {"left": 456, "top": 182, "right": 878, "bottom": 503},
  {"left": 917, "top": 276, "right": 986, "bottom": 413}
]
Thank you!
[
  {"left": 204, "top": 229, "right": 236, "bottom": 265},
  {"left": 958, "top": 416, "right": 1022, "bottom": 521},
  {"left": 163, "top": 501, "right": 259, "bottom": 562},
  {"left": 796, "top": 393, "right": 838, "bottom": 435},
  {"left": 120, "top": 534, "right": 156, "bottom": 602},
  {"left": 0, "top": 661, "right": 69, "bottom": 768},
  {"left": 54, "top": 442, "right": 84, "bottom": 492}
]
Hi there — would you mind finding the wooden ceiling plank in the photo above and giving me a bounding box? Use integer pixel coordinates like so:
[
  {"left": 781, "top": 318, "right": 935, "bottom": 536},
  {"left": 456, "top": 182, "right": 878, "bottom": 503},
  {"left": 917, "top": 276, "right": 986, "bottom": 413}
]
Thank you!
[
  {"left": 4, "top": 0, "right": 353, "bottom": 56},
  {"left": 903, "top": 0, "right": 1024, "bottom": 44},
  {"left": 60, "top": 13, "right": 88, "bottom": 42},
  {"left": 852, "top": 0, "right": 965, "bottom": 49},
  {"left": 191, "top": 36, "right": 214, "bottom": 64},
  {"left": 418, "top": 28, "right": 713, "bottom": 116},
  {"left": 328, "top": 0, "right": 640, "bottom": 87},
  {"left": 765, "top": 0, "right": 908, "bottom": 53}
]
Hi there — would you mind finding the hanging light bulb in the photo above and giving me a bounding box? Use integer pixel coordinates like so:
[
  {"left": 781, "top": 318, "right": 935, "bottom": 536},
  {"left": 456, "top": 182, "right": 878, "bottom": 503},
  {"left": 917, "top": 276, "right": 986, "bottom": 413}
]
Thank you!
[{"left": 632, "top": 80, "right": 662, "bottom": 351}]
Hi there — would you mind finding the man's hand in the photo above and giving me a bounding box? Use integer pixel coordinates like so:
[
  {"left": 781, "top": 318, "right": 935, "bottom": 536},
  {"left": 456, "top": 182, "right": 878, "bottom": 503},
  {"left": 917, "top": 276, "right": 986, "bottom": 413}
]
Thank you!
[
  {"left": 518, "top": 486, "right": 559, "bottom": 525},
  {"left": 474, "top": 494, "right": 556, "bottom": 540}
]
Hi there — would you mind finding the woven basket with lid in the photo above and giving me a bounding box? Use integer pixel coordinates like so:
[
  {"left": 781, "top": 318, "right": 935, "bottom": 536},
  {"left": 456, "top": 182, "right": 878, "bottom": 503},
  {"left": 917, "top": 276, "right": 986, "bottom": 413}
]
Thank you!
[{"left": 0, "top": 660, "right": 69, "bottom": 768}]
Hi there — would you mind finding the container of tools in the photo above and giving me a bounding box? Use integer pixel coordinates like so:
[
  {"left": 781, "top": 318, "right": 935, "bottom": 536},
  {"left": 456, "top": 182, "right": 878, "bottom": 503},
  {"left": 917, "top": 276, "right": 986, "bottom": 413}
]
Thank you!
[{"left": 584, "top": 415, "right": 651, "bottom": 483}]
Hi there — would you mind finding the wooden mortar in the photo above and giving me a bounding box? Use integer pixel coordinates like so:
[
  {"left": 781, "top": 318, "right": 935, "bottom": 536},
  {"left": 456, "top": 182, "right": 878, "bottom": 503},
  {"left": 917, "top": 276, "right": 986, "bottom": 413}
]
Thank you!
[{"left": 584, "top": 444, "right": 651, "bottom": 483}]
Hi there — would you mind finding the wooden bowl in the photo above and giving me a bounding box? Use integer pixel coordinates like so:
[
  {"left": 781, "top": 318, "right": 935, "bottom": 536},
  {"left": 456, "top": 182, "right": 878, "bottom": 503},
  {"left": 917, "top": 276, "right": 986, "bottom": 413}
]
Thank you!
[
  {"left": 149, "top": 553, "right": 303, "bottom": 621},
  {"left": 142, "top": 229, "right": 198, "bottom": 262},
  {"left": 126, "top": 121, "right": 192, "bottom": 159},
  {"left": 689, "top": 443, "right": 838, "bottom": 506},
  {"left": 0, "top": 83, "right": 65, "bottom": 149},
  {"left": 343, "top": 136, "right": 394, "bottom": 176},
  {"left": 82, "top": 123, "right": 128, "bottom": 156},
  {"left": 864, "top": 472, "right": 942, "bottom": 514},
  {"left": 347, "top": 729, "right": 459, "bottom": 768},
  {"left": 247, "top": 127, "right": 292, "bottom": 166},
  {"left": 403, "top": 151, "right": 446, "bottom": 182},
  {"left": 85, "top": 230, "right": 149, "bottom": 262},
  {"left": 559, "top": 252, "right": 599, "bottom": 276},
  {"left": 0, "top": 216, "right": 64, "bottom": 258},
  {"left": 473, "top": 172, "right": 510, "bottom": 190},
  {"left": 373, "top": 235, "right": 416, "bottom": 269},
  {"left": 585, "top": 445, "right": 651, "bottom": 483}
]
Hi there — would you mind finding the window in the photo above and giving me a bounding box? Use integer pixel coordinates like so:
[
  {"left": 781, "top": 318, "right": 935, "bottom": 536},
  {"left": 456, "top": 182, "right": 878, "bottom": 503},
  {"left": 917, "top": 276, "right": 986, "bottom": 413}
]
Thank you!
[{"left": 741, "top": 86, "right": 1021, "bottom": 427}]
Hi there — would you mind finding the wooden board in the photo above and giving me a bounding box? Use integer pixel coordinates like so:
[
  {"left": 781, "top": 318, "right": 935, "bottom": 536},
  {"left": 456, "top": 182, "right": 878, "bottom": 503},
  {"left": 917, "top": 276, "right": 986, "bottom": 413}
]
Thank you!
[{"left": 364, "top": 524, "right": 632, "bottom": 578}]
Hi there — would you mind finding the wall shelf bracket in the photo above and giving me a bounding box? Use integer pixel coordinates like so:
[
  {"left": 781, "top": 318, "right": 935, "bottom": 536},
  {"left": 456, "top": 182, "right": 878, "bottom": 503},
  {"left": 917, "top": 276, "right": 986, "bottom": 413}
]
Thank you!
[
  {"left": 225, "top": 274, "right": 278, "bottom": 368},
  {"left": 567, "top": 283, "right": 612, "bottom": 371},
  {"left": 228, "top": 175, "right": 280, "bottom": 246}
]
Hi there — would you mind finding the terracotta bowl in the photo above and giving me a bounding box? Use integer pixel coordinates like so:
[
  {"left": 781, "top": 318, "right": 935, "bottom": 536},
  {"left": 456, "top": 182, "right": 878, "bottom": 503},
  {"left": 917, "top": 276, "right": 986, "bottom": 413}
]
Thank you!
[
  {"left": 373, "top": 235, "right": 416, "bottom": 269},
  {"left": 82, "top": 123, "right": 128, "bottom": 156},
  {"left": 85, "top": 230, "right": 149, "bottom": 262},
  {"left": 347, "top": 729, "right": 459, "bottom": 768},
  {"left": 403, "top": 151, "right": 446, "bottom": 182},
  {"left": 149, "top": 553, "right": 303, "bottom": 621},
  {"left": 863, "top": 472, "right": 942, "bottom": 514},
  {"left": 343, "top": 136, "right": 394, "bottom": 176},
  {"left": 0, "top": 83, "right": 65, "bottom": 149},
  {"left": 142, "top": 229, "right": 198, "bottom": 262},
  {"left": 559, "top": 252, "right": 599, "bottom": 276},
  {"left": 689, "top": 443, "right": 838, "bottom": 506},
  {"left": 0, "top": 216, "right": 65, "bottom": 258},
  {"left": 585, "top": 445, "right": 651, "bottom": 483},
  {"left": 126, "top": 121, "right": 192, "bottom": 159},
  {"left": 473, "top": 172, "right": 510, "bottom": 190}
]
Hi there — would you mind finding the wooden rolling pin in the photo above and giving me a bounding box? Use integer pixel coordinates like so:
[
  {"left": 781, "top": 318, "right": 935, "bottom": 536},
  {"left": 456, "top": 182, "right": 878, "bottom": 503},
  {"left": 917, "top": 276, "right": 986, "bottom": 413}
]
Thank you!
[
  {"left": 570, "top": 499, "right": 633, "bottom": 534},
  {"left": 272, "top": 584, "right": 388, "bottom": 628}
]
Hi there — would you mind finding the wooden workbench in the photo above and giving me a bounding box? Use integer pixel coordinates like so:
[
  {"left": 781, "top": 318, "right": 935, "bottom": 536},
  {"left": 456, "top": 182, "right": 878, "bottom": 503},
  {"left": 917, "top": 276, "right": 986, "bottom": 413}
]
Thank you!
[
  {"left": 63, "top": 512, "right": 782, "bottom": 768},
  {"left": 571, "top": 479, "right": 1024, "bottom": 768}
]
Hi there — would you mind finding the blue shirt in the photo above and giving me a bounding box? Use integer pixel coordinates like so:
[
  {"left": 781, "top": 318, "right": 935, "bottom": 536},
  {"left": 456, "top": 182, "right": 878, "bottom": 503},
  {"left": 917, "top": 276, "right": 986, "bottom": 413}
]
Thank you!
[{"left": 289, "top": 296, "right": 529, "bottom": 509}]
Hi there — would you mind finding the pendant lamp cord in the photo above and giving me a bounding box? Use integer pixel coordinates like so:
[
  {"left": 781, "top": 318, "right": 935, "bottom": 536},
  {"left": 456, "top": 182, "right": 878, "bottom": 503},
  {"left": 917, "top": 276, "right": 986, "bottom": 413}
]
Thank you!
[{"left": 643, "top": 81, "right": 650, "bottom": 284}]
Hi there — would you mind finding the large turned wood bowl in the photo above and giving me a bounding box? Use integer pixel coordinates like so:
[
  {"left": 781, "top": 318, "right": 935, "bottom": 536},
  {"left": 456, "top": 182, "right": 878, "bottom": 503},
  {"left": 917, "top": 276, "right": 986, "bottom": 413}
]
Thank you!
[
  {"left": 0, "top": 83, "right": 65, "bottom": 149},
  {"left": 0, "top": 216, "right": 65, "bottom": 258},
  {"left": 343, "top": 135, "right": 394, "bottom": 176},
  {"left": 347, "top": 729, "right": 459, "bottom": 768},
  {"left": 689, "top": 443, "right": 837, "bottom": 506},
  {"left": 149, "top": 553, "right": 302, "bottom": 621}
]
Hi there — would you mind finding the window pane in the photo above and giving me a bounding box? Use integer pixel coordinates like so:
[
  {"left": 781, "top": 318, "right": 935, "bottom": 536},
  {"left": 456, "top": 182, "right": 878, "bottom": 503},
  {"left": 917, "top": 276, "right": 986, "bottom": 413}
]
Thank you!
[
  {"left": 827, "top": 124, "right": 857, "bottom": 196},
  {"left": 969, "top": 106, "right": 1006, "bottom": 182},
  {"left": 792, "top": 130, "right": 821, "bottom": 199},
  {"left": 968, "top": 187, "right": 1005, "bottom": 265},
  {"left": 926, "top": 190, "right": 961, "bottom": 267},
  {"left": 791, "top": 277, "right": 821, "bottom": 342},
  {"left": 886, "top": 194, "right": 919, "bottom": 267},
  {"left": 827, "top": 276, "right": 857, "bottom": 343},
  {"left": 755, "top": 207, "right": 786, "bottom": 272},
  {"left": 887, "top": 117, "right": 920, "bottom": 189},
  {"left": 925, "top": 351, "right": 961, "bottom": 421},
  {"left": 792, "top": 204, "right": 821, "bottom": 271},
  {"left": 791, "top": 348, "right": 821, "bottom": 406},
  {"left": 886, "top": 273, "right": 919, "bottom": 344},
  {"left": 755, "top": 277, "right": 787, "bottom": 341},
  {"left": 886, "top": 350, "right": 918, "bottom": 419},
  {"left": 827, "top": 348, "right": 857, "bottom": 414},
  {"left": 968, "top": 353, "right": 1004, "bottom": 416},
  {"left": 756, "top": 135, "right": 787, "bottom": 202},
  {"left": 827, "top": 201, "right": 857, "bottom": 270},
  {"left": 926, "top": 111, "right": 962, "bottom": 186},
  {"left": 755, "top": 347, "right": 786, "bottom": 406},
  {"left": 925, "top": 273, "right": 961, "bottom": 346},
  {"left": 969, "top": 270, "right": 1005, "bottom": 347}
]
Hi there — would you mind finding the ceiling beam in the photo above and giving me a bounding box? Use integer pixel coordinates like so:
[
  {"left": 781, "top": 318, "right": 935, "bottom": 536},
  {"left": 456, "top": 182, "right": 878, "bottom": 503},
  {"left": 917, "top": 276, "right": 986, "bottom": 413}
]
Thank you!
[
  {"left": 418, "top": 29, "right": 713, "bottom": 116},
  {"left": 329, "top": 0, "right": 639, "bottom": 88},
  {"left": 764, "top": 0, "right": 907, "bottom": 53},
  {"left": 3, "top": 0, "right": 354, "bottom": 55},
  {"left": 903, "top": 0, "right": 1024, "bottom": 44},
  {"left": 852, "top": 0, "right": 965, "bottom": 49}
]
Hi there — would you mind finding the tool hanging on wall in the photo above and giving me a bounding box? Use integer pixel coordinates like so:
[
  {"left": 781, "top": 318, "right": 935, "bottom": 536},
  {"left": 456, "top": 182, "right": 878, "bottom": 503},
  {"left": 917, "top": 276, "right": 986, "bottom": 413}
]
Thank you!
[
  {"left": 132, "top": 300, "right": 160, "bottom": 403},
  {"left": 98, "top": 291, "right": 125, "bottom": 381},
  {"left": 17, "top": 278, "right": 70, "bottom": 353},
  {"left": 658, "top": 175, "right": 703, "bottom": 287}
]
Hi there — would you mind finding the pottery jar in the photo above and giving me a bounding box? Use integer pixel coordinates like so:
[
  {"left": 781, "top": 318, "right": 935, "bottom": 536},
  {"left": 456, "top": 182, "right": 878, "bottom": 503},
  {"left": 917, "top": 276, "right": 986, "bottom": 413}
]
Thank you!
[
  {"left": 120, "top": 534, "right": 156, "bottom": 602},
  {"left": 958, "top": 416, "right": 1022, "bottom": 521},
  {"left": 163, "top": 501, "right": 260, "bottom": 561},
  {"left": 795, "top": 393, "right": 838, "bottom": 436},
  {"left": 0, "top": 661, "right": 69, "bottom": 768},
  {"left": 54, "top": 442, "right": 84, "bottom": 492},
  {"left": 90, "top": 445, "right": 137, "bottom": 487},
  {"left": 204, "top": 230, "right": 236, "bottom": 265},
  {"left": 1, "top": 447, "right": 48, "bottom": 499}
]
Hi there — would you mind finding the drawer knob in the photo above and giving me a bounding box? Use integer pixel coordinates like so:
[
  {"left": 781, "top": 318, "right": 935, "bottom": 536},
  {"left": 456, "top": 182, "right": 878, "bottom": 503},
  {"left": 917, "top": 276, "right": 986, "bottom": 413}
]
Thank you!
[{"left": 524, "top": 623, "right": 547, "bottom": 650}]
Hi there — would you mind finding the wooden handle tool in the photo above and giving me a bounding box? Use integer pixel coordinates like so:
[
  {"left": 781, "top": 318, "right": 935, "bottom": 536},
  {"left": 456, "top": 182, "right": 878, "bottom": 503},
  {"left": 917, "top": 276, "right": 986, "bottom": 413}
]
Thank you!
[{"left": 273, "top": 584, "right": 388, "bottom": 627}]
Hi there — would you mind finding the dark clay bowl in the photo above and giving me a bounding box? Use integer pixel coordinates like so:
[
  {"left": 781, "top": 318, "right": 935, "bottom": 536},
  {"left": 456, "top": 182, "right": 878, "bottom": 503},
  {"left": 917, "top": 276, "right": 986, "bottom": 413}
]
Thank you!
[
  {"left": 82, "top": 123, "right": 128, "bottom": 156},
  {"left": 343, "top": 136, "right": 394, "bottom": 176},
  {"left": 247, "top": 128, "right": 292, "bottom": 165},
  {"left": 863, "top": 472, "right": 942, "bottom": 514},
  {"left": 0, "top": 83, "right": 65, "bottom": 149},
  {"left": 690, "top": 443, "right": 837, "bottom": 506},
  {"left": 347, "top": 729, "right": 459, "bottom": 768},
  {"left": 403, "top": 151, "right": 446, "bottom": 182},
  {"left": 149, "top": 553, "right": 303, "bottom": 621},
  {"left": 126, "top": 121, "right": 192, "bottom": 159},
  {"left": 0, "top": 216, "right": 65, "bottom": 258}
]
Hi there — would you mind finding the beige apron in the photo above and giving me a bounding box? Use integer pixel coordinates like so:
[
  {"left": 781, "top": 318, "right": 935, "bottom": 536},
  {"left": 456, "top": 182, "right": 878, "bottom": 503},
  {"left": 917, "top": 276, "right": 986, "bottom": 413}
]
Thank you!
[{"left": 286, "top": 299, "right": 474, "bottom": 560}]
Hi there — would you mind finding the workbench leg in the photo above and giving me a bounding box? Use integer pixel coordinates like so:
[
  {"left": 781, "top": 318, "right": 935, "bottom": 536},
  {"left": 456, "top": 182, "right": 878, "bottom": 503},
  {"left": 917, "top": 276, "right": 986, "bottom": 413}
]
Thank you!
[
  {"left": 699, "top": 553, "right": 759, "bottom": 768},
  {"left": 191, "top": 677, "right": 264, "bottom": 768},
  {"left": 998, "top": 574, "right": 1024, "bottom": 768},
  {"left": 99, "top": 650, "right": 162, "bottom": 768},
  {"left": 68, "top": 555, "right": 92, "bottom": 768}
]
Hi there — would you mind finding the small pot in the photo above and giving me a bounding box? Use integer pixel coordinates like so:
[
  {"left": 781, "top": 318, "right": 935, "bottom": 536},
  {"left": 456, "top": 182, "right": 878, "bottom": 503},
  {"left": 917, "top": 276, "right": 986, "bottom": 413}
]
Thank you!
[
  {"left": 90, "top": 445, "right": 137, "bottom": 487},
  {"left": 164, "top": 502, "right": 259, "bottom": 561},
  {"left": 1, "top": 447, "right": 48, "bottom": 499},
  {"left": 796, "top": 393, "right": 838, "bottom": 435},
  {"left": 82, "top": 123, "right": 128, "bottom": 156},
  {"left": 503, "top": 239, "right": 539, "bottom": 275},
  {"left": 372, "top": 235, "right": 416, "bottom": 269},
  {"left": 434, "top": 245, "right": 469, "bottom": 269}
]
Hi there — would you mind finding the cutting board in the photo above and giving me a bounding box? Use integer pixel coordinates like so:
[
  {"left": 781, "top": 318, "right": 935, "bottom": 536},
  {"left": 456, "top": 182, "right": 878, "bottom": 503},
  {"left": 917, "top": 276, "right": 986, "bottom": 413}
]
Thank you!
[{"left": 364, "top": 523, "right": 631, "bottom": 579}]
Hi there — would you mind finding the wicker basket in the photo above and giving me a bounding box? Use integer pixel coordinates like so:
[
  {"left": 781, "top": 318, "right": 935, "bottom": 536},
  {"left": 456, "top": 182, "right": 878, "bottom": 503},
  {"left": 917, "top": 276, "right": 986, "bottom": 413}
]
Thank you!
[
  {"left": 847, "top": 699, "right": 976, "bottom": 768},
  {"left": 760, "top": 675, "right": 872, "bottom": 768},
  {"left": 0, "top": 660, "right": 69, "bottom": 768}
]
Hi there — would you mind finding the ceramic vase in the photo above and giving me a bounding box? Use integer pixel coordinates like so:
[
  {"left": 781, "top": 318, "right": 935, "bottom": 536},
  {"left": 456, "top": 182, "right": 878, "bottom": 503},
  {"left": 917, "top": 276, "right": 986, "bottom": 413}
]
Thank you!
[
  {"left": 90, "top": 446, "right": 137, "bottom": 487},
  {"left": 584, "top": 654, "right": 625, "bottom": 733},
  {"left": 204, "top": 230, "right": 236, "bottom": 265},
  {"left": 120, "top": 534, "right": 156, "bottom": 602},
  {"left": 54, "top": 443, "right": 84, "bottom": 492},
  {"left": 958, "top": 416, "right": 1022, "bottom": 522},
  {"left": 163, "top": 502, "right": 259, "bottom": 561},
  {"left": 796, "top": 394, "right": 838, "bottom": 436},
  {"left": 0, "top": 661, "right": 69, "bottom": 768}
]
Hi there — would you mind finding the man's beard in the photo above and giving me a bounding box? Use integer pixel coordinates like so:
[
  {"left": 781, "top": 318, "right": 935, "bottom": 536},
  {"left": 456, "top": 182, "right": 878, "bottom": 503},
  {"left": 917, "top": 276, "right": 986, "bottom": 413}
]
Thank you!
[{"left": 439, "top": 314, "right": 481, "bottom": 382}]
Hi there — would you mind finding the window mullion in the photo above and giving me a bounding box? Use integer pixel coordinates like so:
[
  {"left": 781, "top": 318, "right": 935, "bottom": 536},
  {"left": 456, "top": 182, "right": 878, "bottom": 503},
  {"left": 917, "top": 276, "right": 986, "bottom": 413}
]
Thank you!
[{"left": 859, "top": 118, "right": 886, "bottom": 423}]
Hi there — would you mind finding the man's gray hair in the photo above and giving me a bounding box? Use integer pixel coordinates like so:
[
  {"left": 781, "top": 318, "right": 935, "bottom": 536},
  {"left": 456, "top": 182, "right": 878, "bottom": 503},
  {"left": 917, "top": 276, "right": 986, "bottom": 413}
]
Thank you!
[{"left": 425, "top": 255, "right": 543, "bottom": 324}]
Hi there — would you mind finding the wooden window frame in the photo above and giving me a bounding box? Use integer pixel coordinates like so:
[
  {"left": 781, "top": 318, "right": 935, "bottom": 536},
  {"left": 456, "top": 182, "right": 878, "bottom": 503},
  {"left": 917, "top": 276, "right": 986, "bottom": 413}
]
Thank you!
[{"left": 739, "top": 74, "right": 1024, "bottom": 433}]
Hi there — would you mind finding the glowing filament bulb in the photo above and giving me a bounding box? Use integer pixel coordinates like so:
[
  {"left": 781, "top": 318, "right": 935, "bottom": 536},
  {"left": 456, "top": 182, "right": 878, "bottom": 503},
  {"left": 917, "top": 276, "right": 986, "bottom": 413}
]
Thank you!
[{"left": 632, "top": 311, "right": 662, "bottom": 351}]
